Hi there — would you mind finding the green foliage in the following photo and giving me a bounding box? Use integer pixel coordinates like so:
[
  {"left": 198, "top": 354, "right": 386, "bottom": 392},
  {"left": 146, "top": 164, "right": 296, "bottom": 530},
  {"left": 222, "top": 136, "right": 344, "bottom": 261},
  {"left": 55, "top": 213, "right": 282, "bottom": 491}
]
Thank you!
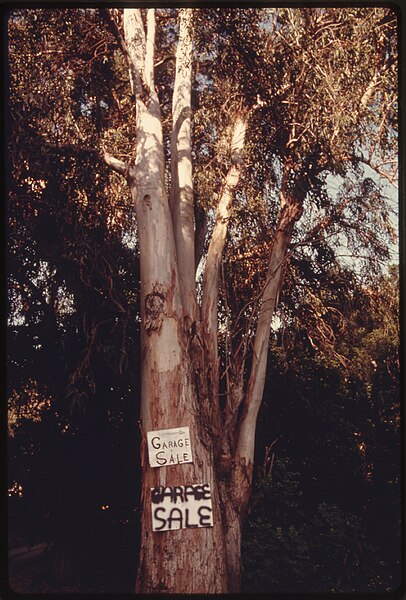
[
  {"left": 242, "top": 266, "right": 400, "bottom": 594},
  {"left": 243, "top": 460, "right": 398, "bottom": 594}
]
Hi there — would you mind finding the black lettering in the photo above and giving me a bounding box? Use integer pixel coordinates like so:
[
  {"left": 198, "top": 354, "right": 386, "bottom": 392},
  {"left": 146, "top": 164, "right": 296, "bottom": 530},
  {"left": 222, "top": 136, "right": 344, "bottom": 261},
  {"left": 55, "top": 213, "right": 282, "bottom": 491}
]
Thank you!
[
  {"left": 178, "top": 452, "right": 189, "bottom": 463},
  {"left": 173, "top": 486, "right": 184, "bottom": 503},
  {"left": 151, "top": 486, "right": 164, "bottom": 504},
  {"left": 167, "top": 508, "right": 183, "bottom": 530},
  {"left": 194, "top": 485, "right": 205, "bottom": 500},
  {"left": 163, "top": 487, "right": 173, "bottom": 499},
  {"left": 184, "top": 508, "right": 198, "bottom": 528},
  {"left": 184, "top": 485, "right": 196, "bottom": 501},
  {"left": 153, "top": 507, "right": 167, "bottom": 530},
  {"left": 151, "top": 436, "right": 161, "bottom": 449},
  {"left": 155, "top": 451, "right": 167, "bottom": 466},
  {"left": 202, "top": 483, "right": 212, "bottom": 500},
  {"left": 198, "top": 505, "right": 213, "bottom": 527},
  {"left": 184, "top": 438, "right": 190, "bottom": 447},
  {"left": 177, "top": 439, "right": 183, "bottom": 448}
]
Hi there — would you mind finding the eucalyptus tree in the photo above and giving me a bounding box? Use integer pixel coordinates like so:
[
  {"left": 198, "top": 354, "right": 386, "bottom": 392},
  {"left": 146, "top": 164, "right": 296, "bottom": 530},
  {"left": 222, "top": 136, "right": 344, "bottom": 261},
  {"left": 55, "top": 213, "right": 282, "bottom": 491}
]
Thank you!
[{"left": 7, "top": 6, "right": 398, "bottom": 593}]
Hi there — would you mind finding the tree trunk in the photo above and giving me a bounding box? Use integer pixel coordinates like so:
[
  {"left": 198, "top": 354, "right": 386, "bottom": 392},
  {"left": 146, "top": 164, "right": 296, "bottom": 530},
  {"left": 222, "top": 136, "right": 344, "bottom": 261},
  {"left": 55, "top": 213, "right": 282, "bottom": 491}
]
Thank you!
[
  {"left": 132, "top": 93, "right": 249, "bottom": 592},
  {"left": 119, "top": 9, "right": 229, "bottom": 593},
  {"left": 103, "top": 8, "right": 304, "bottom": 593},
  {"left": 135, "top": 338, "right": 231, "bottom": 593}
]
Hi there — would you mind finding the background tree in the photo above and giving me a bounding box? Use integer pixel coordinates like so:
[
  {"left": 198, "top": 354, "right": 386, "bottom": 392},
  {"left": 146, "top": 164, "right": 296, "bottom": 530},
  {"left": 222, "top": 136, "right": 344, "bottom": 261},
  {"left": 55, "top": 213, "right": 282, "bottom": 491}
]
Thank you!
[
  {"left": 242, "top": 266, "right": 400, "bottom": 593},
  {"left": 6, "top": 6, "right": 399, "bottom": 594},
  {"left": 7, "top": 8, "right": 142, "bottom": 589}
]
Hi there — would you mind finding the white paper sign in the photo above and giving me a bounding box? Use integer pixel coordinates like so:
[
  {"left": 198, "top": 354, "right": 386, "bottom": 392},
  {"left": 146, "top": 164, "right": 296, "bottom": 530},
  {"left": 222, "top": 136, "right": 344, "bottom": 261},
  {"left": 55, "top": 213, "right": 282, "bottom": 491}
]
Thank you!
[
  {"left": 151, "top": 484, "right": 213, "bottom": 531},
  {"left": 147, "top": 426, "right": 193, "bottom": 468}
]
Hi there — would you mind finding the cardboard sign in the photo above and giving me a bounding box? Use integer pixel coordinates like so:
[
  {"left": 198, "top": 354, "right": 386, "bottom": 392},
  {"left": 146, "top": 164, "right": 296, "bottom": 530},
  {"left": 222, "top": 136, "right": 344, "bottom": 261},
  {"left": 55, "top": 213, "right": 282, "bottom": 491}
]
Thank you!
[
  {"left": 147, "top": 426, "right": 193, "bottom": 467},
  {"left": 151, "top": 484, "right": 213, "bottom": 531}
]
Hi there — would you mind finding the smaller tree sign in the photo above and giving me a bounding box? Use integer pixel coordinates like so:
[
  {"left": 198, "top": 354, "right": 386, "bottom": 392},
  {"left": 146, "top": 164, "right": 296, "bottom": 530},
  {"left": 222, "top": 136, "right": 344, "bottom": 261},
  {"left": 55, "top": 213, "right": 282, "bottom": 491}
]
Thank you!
[
  {"left": 151, "top": 484, "right": 213, "bottom": 531},
  {"left": 147, "top": 426, "right": 193, "bottom": 467}
]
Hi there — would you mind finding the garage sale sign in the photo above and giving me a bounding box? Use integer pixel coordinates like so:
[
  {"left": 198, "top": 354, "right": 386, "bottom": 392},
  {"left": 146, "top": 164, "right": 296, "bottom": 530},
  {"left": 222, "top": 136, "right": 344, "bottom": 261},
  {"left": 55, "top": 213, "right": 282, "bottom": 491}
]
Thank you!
[
  {"left": 151, "top": 484, "right": 213, "bottom": 531},
  {"left": 147, "top": 426, "right": 193, "bottom": 467}
]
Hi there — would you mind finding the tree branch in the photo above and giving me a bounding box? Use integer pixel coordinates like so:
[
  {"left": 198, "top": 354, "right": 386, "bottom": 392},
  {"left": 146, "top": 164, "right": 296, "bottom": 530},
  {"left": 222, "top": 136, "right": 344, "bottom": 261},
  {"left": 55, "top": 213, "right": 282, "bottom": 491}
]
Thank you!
[
  {"left": 170, "top": 8, "right": 197, "bottom": 319},
  {"left": 354, "top": 154, "right": 398, "bottom": 188},
  {"left": 123, "top": 9, "right": 146, "bottom": 97},
  {"left": 201, "top": 116, "right": 247, "bottom": 393},
  {"left": 145, "top": 9, "right": 156, "bottom": 90},
  {"left": 236, "top": 194, "right": 303, "bottom": 471},
  {"left": 100, "top": 8, "right": 129, "bottom": 65},
  {"left": 360, "top": 70, "right": 381, "bottom": 109},
  {"left": 102, "top": 149, "right": 129, "bottom": 177}
]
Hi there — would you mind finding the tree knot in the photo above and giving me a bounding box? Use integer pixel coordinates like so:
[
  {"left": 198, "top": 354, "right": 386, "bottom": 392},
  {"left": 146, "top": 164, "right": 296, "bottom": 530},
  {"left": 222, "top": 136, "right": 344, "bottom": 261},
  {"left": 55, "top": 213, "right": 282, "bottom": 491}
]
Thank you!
[{"left": 145, "top": 286, "right": 166, "bottom": 334}]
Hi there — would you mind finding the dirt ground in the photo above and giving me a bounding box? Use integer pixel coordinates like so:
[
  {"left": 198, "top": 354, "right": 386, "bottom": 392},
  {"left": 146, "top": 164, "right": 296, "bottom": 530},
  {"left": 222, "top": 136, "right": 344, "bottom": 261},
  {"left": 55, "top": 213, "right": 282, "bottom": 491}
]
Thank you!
[{"left": 8, "top": 544, "right": 103, "bottom": 594}]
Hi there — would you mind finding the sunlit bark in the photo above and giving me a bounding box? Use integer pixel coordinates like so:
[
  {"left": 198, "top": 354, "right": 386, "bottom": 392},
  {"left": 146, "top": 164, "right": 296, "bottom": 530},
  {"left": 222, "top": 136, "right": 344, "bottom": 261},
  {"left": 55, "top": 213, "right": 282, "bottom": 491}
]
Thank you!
[
  {"left": 170, "top": 9, "right": 197, "bottom": 321},
  {"left": 237, "top": 196, "right": 302, "bottom": 472},
  {"left": 202, "top": 116, "right": 247, "bottom": 405}
]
